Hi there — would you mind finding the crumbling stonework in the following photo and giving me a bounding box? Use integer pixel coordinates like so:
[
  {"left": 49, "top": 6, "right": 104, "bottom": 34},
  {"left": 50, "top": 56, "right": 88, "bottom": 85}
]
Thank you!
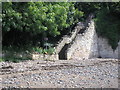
[
  {"left": 68, "top": 20, "right": 120, "bottom": 60},
  {"left": 32, "top": 54, "right": 59, "bottom": 60},
  {"left": 68, "top": 20, "right": 99, "bottom": 60},
  {"left": 3, "top": 17, "right": 119, "bottom": 60},
  {"left": 29, "top": 19, "right": 120, "bottom": 60},
  {"left": 98, "top": 37, "right": 120, "bottom": 59},
  {"left": 55, "top": 23, "right": 83, "bottom": 54},
  {"left": 31, "top": 22, "right": 84, "bottom": 60}
]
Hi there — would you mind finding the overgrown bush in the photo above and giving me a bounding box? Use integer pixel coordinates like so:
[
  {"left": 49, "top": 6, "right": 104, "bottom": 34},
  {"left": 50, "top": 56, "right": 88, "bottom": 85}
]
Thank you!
[
  {"left": 75, "top": 2, "right": 120, "bottom": 49},
  {"left": 33, "top": 47, "right": 55, "bottom": 55},
  {"left": 95, "top": 8, "right": 120, "bottom": 49},
  {"left": 2, "top": 2, "right": 84, "bottom": 62},
  {"left": 2, "top": 2, "right": 83, "bottom": 47}
]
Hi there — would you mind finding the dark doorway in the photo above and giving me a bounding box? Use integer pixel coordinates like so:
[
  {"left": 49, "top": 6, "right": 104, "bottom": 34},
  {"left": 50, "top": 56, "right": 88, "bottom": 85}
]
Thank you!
[{"left": 59, "top": 44, "right": 69, "bottom": 60}]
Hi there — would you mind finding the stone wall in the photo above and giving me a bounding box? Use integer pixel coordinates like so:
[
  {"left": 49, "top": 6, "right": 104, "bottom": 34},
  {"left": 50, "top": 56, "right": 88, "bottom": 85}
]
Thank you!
[
  {"left": 67, "top": 20, "right": 99, "bottom": 60},
  {"left": 3, "top": 16, "right": 119, "bottom": 60},
  {"left": 32, "top": 54, "right": 59, "bottom": 60},
  {"left": 67, "top": 19, "right": 120, "bottom": 60},
  {"left": 2, "top": 22, "right": 84, "bottom": 61},
  {"left": 55, "top": 23, "right": 83, "bottom": 54},
  {"left": 98, "top": 37, "right": 120, "bottom": 59},
  {"left": 32, "top": 18, "right": 120, "bottom": 60},
  {"left": 25, "top": 21, "right": 84, "bottom": 60}
]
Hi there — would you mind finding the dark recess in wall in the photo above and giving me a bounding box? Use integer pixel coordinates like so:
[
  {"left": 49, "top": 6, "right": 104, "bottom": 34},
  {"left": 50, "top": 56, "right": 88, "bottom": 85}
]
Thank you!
[{"left": 59, "top": 44, "right": 69, "bottom": 60}]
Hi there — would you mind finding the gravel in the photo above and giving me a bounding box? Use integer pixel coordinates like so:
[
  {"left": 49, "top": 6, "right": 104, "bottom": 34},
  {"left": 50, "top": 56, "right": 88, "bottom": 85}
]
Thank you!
[{"left": 0, "top": 58, "right": 119, "bottom": 88}]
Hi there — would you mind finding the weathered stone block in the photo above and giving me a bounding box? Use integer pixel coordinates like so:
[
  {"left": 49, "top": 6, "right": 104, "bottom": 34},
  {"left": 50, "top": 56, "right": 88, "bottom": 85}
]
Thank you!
[{"left": 32, "top": 54, "right": 58, "bottom": 60}]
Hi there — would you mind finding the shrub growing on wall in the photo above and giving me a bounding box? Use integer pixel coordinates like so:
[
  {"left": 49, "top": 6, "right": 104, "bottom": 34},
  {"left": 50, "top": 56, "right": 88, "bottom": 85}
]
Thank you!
[
  {"left": 95, "top": 8, "right": 120, "bottom": 50},
  {"left": 75, "top": 2, "right": 120, "bottom": 49}
]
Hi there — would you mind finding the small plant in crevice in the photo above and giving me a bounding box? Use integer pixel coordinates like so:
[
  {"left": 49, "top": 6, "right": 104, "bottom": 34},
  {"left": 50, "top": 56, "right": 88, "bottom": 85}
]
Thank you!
[
  {"left": 33, "top": 47, "right": 43, "bottom": 54},
  {"left": 32, "top": 43, "right": 55, "bottom": 55},
  {"left": 43, "top": 48, "right": 55, "bottom": 55}
]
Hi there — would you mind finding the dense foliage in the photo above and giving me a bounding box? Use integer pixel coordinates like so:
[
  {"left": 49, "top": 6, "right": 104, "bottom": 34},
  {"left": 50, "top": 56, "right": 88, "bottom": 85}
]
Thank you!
[
  {"left": 95, "top": 8, "right": 120, "bottom": 49},
  {"left": 95, "top": 2, "right": 120, "bottom": 50},
  {"left": 2, "top": 2, "right": 84, "bottom": 61},
  {"left": 75, "top": 2, "right": 120, "bottom": 49},
  {"left": 2, "top": 2, "right": 83, "bottom": 47},
  {"left": 2, "top": 2, "right": 120, "bottom": 62}
]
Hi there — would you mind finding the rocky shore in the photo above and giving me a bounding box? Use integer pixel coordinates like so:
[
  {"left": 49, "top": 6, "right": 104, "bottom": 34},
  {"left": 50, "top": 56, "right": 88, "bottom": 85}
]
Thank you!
[{"left": 0, "top": 58, "right": 119, "bottom": 88}]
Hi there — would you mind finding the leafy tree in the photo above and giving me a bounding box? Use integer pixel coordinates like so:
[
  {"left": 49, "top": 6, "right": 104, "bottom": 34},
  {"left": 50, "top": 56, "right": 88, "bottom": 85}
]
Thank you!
[{"left": 2, "top": 2, "right": 83, "bottom": 47}]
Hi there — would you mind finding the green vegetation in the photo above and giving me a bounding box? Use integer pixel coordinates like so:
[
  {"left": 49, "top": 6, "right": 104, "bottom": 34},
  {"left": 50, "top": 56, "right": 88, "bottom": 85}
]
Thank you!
[
  {"left": 95, "top": 8, "right": 120, "bottom": 49},
  {"left": 2, "top": 46, "right": 32, "bottom": 62},
  {"left": 33, "top": 44, "right": 55, "bottom": 55},
  {"left": 2, "top": 2, "right": 83, "bottom": 47},
  {"left": 0, "top": 58, "right": 3, "bottom": 62},
  {"left": 2, "top": 2, "right": 120, "bottom": 62},
  {"left": 2, "top": 2, "right": 83, "bottom": 62},
  {"left": 95, "top": 2, "right": 120, "bottom": 50},
  {"left": 75, "top": 2, "right": 120, "bottom": 49}
]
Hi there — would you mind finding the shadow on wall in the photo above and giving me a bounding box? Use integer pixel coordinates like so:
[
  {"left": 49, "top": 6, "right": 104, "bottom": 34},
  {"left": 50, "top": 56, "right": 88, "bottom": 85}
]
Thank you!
[
  {"left": 97, "top": 37, "right": 120, "bottom": 59},
  {"left": 69, "top": 20, "right": 99, "bottom": 60},
  {"left": 30, "top": 13, "right": 120, "bottom": 60},
  {"left": 69, "top": 19, "right": 119, "bottom": 60},
  {"left": 79, "top": 19, "right": 120, "bottom": 59},
  {"left": 87, "top": 21, "right": 120, "bottom": 59},
  {"left": 58, "top": 44, "right": 69, "bottom": 60}
]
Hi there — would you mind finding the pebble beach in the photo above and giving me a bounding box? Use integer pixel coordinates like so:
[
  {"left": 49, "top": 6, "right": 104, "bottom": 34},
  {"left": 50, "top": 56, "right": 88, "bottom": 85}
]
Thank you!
[{"left": 0, "top": 58, "right": 119, "bottom": 89}]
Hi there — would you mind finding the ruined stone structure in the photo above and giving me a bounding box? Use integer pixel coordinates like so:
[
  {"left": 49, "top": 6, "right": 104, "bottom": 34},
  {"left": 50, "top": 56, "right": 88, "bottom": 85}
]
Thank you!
[
  {"left": 67, "top": 20, "right": 99, "bottom": 60},
  {"left": 4, "top": 14, "right": 119, "bottom": 60},
  {"left": 32, "top": 22, "right": 84, "bottom": 60},
  {"left": 33, "top": 17, "right": 119, "bottom": 60},
  {"left": 69, "top": 20, "right": 120, "bottom": 60},
  {"left": 98, "top": 37, "right": 120, "bottom": 59}
]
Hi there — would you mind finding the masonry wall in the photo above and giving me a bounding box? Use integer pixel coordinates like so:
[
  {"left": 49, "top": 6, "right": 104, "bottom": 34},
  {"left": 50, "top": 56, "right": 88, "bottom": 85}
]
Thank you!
[
  {"left": 98, "top": 37, "right": 120, "bottom": 59},
  {"left": 67, "top": 20, "right": 99, "bottom": 60},
  {"left": 3, "top": 19, "right": 119, "bottom": 60},
  {"left": 67, "top": 20, "right": 120, "bottom": 60},
  {"left": 32, "top": 54, "right": 59, "bottom": 60},
  {"left": 55, "top": 24, "right": 83, "bottom": 54}
]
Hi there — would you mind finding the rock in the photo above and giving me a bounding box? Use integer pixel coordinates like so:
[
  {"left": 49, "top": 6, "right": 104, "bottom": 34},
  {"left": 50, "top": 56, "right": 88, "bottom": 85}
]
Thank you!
[{"left": 1, "top": 58, "right": 118, "bottom": 88}]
